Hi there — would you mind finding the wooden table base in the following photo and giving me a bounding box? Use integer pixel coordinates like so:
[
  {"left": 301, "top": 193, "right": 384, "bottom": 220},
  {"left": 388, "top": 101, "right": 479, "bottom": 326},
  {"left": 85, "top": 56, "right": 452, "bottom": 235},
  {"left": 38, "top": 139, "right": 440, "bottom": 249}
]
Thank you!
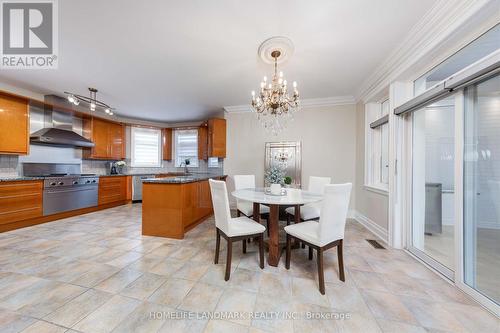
[{"left": 253, "top": 203, "right": 302, "bottom": 267}]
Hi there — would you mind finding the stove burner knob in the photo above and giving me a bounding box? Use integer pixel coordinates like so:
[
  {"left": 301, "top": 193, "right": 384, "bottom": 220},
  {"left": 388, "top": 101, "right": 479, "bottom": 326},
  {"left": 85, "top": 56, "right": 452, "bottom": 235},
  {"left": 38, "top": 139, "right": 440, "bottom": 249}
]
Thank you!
[
  {"left": 73, "top": 181, "right": 78, "bottom": 185},
  {"left": 91, "top": 180, "right": 97, "bottom": 183},
  {"left": 50, "top": 182, "right": 56, "bottom": 186},
  {"left": 58, "top": 182, "right": 64, "bottom": 186},
  {"left": 86, "top": 180, "right": 91, "bottom": 184}
]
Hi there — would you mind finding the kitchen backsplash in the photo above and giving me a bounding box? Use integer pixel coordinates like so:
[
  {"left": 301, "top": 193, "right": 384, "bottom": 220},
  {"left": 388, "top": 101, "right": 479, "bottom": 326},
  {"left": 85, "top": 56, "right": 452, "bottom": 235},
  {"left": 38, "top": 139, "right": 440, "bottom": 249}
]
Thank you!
[{"left": 0, "top": 154, "right": 223, "bottom": 177}]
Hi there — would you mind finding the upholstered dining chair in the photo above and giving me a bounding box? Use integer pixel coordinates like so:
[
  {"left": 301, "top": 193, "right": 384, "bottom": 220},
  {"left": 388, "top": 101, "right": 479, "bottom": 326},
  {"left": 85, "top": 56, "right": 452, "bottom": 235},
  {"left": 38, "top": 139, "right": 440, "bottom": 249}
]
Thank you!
[
  {"left": 234, "top": 175, "right": 270, "bottom": 235},
  {"left": 284, "top": 183, "right": 352, "bottom": 294},
  {"left": 209, "top": 179, "right": 266, "bottom": 281},
  {"left": 285, "top": 176, "right": 331, "bottom": 225}
]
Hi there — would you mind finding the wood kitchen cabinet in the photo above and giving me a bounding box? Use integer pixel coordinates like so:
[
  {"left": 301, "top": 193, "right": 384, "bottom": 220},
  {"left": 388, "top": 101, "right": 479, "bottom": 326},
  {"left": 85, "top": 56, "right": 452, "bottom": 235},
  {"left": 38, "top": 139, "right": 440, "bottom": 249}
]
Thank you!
[
  {"left": 207, "top": 118, "right": 226, "bottom": 158},
  {"left": 0, "top": 94, "right": 29, "bottom": 155},
  {"left": 162, "top": 128, "right": 173, "bottom": 160},
  {"left": 198, "top": 125, "right": 208, "bottom": 160},
  {"left": 0, "top": 180, "right": 43, "bottom": 227},
  {"left": 98, "top": 176, "right": 128, "bottom": 205},
  {"left": 82, "top": 117, "right": 125, "bottom": 160}
]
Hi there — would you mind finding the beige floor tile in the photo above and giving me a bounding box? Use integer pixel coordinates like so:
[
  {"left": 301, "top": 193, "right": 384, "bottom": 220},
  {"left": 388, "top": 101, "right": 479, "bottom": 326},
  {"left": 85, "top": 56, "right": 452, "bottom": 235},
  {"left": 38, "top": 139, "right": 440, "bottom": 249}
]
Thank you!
[
  {"left": 376, "top": 318, "right": 427, "bottom": 333},
  {"left": 105, "top": 251, "right": 143, "bottom": 268},
  {"left": 71, "top": 295, "right": 141, "bottom": 333},
  {"left": 178, "top": 282, "right": 224, "bottom": 313},
  {"left": 149, "top": 244, "right": 178, "bottom": 257},
  {"left": 251, "top": 293, "right": 294, "bottom": 333},
  {"left": 435, "top": 301, "right": 500, "bottom": 333},
  {"left": 19, "top": 320, "right": 68, "bottom": 333},
  {"left": 228, "top": 268, "right": 261, "bottom": 292},
  {"left": 291, "top": 277, "right": 330, "bottom": 308},
  {"left": 291, "top": 302, "right": 337, "bottom": 333},
  {"left": 204, "top": 320, "right": 249, "bottom": 333},
  {"left": 126, "top": 254, "right": 164, "bottom": 272},
  {"left": 349, "top": 269, "right": 389, "bottom": 292},
  {"left": 109, "top": 302, "right": 171, "bottom": 333},
  {"left": 148, "top": 258, "right": 185, "bottom": 276},
  {"left": 215, "top": 288, "right": 257, "bottom": 326},
  {"left": 157, "top": 310, "right": 208, "bottom": 333},
  {"left": 175, "top": 262, "right": 211, "bottom": 281},
  {"left": 69, "top": 264, "right": 121, "bottom": 288},
  {"left": 94, "top": 268, "right": 143, "bottom": 294},
  {"left": 0, "top": 273, "right": 42, "bottom": 300},
  {"left": 325, "top": 281, "right": 371, "bottom": 314},
  {"left": 360, "top": 289, "right": 418, "bottom": 325},
  {"left": 0, "top": 310, "right": 37, "bottom": 333},
  {"left": 43, "top": 289, "right": 112, "bottom": 328},
  {"left": 120, "top": 273, "right": 167, "bottom": 300},
  {"left": 257, "top": 272, "right": 292, "bottom": 301},
  {"left": 148, "top": 278, "right": 196, "bottom": 307},
  {"left": 400, "top": 296, "right": 468, "bottom": 332}
]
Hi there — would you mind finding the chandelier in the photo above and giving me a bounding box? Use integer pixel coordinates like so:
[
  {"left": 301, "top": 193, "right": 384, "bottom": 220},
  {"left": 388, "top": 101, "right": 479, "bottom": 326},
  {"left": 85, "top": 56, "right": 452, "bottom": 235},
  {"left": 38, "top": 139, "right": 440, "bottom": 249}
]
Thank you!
[
  {"left": 251, "top": 49, "right": 299, "bottom": 135},
  {"left": 64, "top": 88, "right": 115, "bottom": 116}
]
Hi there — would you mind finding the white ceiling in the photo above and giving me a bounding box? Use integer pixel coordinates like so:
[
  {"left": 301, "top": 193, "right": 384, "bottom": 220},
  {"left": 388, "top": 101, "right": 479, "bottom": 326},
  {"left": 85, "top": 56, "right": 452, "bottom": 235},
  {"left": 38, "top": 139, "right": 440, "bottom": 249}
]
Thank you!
[{"left": 0, "top": 0, "right": 437, "bottom": 122}]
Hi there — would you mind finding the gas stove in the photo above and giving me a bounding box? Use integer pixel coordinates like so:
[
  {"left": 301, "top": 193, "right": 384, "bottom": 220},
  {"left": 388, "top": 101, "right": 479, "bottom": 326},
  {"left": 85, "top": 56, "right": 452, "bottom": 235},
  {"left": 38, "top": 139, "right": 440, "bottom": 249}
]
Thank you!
[{"left": 43, "top": 174, "right": 99, "bottom": 188}]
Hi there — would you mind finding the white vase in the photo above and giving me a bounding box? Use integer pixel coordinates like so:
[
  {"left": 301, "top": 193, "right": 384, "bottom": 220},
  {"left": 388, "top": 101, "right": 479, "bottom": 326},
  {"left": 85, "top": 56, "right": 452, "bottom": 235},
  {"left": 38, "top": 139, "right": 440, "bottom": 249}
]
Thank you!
[{"left": 270, "top": 183, "right": 282, "bottom": 195}]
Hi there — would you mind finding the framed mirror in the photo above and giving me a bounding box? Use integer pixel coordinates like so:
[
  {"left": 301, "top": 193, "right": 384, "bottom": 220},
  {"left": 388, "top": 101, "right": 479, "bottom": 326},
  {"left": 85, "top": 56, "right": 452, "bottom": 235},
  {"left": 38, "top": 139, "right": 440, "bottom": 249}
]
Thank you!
[{"left": 264, "top": 141, "right": 302, "bottom": 188}]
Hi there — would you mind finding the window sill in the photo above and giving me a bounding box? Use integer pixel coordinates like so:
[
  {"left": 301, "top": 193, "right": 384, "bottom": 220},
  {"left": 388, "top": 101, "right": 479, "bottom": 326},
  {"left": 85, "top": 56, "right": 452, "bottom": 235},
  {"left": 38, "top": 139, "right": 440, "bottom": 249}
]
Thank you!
[{"left": 364, "top": 184, "right": 389, "bottom": 196}]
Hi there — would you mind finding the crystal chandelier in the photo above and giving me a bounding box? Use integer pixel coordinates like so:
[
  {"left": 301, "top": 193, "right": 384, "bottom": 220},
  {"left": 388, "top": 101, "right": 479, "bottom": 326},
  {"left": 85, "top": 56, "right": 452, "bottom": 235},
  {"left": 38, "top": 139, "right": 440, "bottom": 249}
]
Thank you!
[{"left": 251, "top": 50, "right": 299, "bottom": 135}]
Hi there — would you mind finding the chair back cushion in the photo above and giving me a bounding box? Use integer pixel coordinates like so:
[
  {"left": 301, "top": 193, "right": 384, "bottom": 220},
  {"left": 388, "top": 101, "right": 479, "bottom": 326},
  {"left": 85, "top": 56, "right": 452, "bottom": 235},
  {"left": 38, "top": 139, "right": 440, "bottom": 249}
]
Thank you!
[
  {"left": 308, "top": 176, "right": 332, "bottom": 194},
  {"left": 234, "top": 175, "right": 256, "bottom": 190},
  {"left": 318, "top": 183, "right": 352, "bottom": 244},
  {"left": 209, "top": 179, "right": 231, "bottom": 233},
  {"left": 234, "top": 175, "right": 256, "bottom": 212}
]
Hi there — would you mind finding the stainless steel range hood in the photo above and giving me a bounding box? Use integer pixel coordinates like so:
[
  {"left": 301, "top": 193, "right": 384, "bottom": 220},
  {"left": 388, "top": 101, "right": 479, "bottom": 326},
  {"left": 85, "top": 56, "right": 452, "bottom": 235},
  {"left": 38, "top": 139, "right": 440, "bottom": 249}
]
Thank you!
[{"left": 30, "top": 101, "right": 95, "bottom": 148}]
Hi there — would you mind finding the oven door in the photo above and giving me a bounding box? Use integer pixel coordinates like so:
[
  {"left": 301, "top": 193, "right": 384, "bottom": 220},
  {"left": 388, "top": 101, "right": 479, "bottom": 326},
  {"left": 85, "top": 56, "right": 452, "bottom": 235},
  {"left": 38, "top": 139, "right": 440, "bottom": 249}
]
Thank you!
[{"left": 43, "top": 185, "right": 98, "bottom": 216}]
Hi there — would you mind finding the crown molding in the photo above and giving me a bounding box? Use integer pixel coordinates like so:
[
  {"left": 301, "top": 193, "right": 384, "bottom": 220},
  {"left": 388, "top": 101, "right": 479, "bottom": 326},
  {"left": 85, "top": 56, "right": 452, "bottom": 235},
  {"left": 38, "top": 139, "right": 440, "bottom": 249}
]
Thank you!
[
  {"left": 224, "top": 95, "right": 356, "bottom": 113},
  {"left": 300, "top": 96, "right": 356, "bottom": 108},
  {"left": 355, "top": 0, "right": 496, "bottom": 103}
]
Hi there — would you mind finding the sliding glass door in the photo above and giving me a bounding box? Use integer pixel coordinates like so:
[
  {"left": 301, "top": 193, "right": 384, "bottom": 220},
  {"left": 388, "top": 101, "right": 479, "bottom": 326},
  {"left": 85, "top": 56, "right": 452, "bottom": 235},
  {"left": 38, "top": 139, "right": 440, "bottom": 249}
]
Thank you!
[
  {"left": 463, "top": 74, "right": 500, "bottom": 305},
  {"left": 410, "top": 94, "right": 456, "bottom": 278}
]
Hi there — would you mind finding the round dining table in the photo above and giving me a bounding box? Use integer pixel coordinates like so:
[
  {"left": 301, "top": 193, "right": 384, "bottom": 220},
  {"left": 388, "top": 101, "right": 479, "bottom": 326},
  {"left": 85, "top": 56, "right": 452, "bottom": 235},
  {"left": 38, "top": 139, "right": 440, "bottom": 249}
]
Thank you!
[{"left": 231, "top": 188, "right": 323, "bottom": 266}]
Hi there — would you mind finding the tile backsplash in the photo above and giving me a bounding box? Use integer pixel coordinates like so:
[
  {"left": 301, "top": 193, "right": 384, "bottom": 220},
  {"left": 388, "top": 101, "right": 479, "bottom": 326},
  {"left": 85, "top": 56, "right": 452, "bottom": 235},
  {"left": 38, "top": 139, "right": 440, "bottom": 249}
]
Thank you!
[
  {"left": 0, "top": 154, "right": 223, "bottom": 177},
  {"left": 0, "top": 155, "right": 19, "bottom": 177}
]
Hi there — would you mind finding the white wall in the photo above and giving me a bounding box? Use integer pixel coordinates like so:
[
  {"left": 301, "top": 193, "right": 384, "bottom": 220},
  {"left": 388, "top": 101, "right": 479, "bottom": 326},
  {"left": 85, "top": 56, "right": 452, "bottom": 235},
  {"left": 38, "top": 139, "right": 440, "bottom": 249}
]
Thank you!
[
  {"left": 354, "top": 102, "right": 389, "bottom": 233},
  {"left": 224, "top": 104, "right": 357, "bottom": 208}
]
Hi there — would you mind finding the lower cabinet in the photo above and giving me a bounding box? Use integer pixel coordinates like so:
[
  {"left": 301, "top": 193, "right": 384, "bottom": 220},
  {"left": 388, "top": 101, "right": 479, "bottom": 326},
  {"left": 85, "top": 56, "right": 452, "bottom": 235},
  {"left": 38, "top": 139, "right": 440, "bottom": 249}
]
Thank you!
[
  {"left": 0, "top": 181, "right": 43, "bottom": 226},
  {"left": 98, "top": 176, "right": 128, "bottom": 205}
]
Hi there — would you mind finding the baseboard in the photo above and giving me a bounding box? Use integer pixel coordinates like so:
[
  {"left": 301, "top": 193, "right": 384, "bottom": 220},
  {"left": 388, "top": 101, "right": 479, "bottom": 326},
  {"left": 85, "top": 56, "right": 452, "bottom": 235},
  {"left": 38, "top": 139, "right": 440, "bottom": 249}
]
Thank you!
[{"left": 351, "top": 210, "right": 389, "bottom": 245}]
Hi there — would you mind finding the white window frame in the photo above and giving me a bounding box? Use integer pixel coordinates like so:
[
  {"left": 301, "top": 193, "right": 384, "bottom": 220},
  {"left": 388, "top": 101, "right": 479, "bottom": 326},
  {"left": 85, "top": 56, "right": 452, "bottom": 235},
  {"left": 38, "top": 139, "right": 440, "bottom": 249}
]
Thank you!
[
  {"left": 364, "top": 99, "right": 390, "bottom": 194},
  {"left": 130, "top": 127, "right": 162, "bottom": 168},
  {"left": 174, "top": 129, "right": 199, "bottom": 168}
]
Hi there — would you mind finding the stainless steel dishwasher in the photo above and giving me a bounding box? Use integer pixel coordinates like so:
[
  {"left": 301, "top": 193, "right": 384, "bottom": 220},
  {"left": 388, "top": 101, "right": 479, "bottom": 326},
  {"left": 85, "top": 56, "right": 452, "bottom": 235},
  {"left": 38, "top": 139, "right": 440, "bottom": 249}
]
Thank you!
[{"left": 132, "top": 175, "right": 154, "bottom": 202}]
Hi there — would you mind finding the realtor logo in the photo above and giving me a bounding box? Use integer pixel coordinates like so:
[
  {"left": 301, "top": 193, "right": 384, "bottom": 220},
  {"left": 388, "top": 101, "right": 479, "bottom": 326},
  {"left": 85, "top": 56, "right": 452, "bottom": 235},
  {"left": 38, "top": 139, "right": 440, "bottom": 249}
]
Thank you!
[{"left": 1, "top": 0, "right": 58, "bottom": 69}]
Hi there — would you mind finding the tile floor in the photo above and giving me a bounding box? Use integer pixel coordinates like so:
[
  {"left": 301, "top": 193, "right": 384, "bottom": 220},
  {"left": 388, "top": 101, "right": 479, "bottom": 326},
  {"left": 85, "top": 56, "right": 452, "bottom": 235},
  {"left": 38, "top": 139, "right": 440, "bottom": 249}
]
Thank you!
[{"left": 0, "top": 204, "right": 498, "bottom": 333}]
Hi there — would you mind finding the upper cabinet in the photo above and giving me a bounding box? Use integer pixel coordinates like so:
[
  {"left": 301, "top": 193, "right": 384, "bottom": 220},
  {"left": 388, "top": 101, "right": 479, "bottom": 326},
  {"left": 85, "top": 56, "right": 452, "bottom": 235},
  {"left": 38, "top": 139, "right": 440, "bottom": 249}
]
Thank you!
[
  {"left": 0, "top": 93, "right": 29, "bottom": 155},
  {"left": 162, "top": 128, "right": 172, "bottom": 160},
  {"left": 82, "top": 117, "right": 125, "bottom": 160},
  {"left": 208, "top": 118, "right": 226, "bottom": 158},
  {"left": 198, "top": 125, "right": 208, "bottom": 160}
]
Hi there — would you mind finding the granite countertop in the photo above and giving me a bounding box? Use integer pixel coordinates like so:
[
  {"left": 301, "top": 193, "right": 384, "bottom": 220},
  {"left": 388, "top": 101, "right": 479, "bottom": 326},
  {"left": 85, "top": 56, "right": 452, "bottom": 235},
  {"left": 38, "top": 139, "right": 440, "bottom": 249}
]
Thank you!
[
  {"left": 142, "top": 174, "right": 226, "bottom": 184},
  {"left": 100, "top": 172, "right": 187, "bottom": 177},
  {"left": 0, "top": 176, "right": 45, "bottom": 182}
]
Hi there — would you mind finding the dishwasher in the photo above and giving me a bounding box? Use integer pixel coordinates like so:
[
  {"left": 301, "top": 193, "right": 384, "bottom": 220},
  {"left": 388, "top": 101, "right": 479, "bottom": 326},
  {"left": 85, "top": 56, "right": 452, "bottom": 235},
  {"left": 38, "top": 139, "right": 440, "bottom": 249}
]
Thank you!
[{"left": 132, "top": 175, "right": 154, "bottom": 202}]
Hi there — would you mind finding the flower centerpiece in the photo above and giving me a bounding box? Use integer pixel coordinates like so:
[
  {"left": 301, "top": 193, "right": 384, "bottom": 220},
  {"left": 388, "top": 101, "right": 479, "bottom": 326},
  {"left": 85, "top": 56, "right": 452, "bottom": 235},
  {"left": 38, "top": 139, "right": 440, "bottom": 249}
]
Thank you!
[
  {"left": 115, "top": 161, "right": 126, "bottom": 174},
  {"left": 265, "top": 166, "right": 285, "bottom": 195}
]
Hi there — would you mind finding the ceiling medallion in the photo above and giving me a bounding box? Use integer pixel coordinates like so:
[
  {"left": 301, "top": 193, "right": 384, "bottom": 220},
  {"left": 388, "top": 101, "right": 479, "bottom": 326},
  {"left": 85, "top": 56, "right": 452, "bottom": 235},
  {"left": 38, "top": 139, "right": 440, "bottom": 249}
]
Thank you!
[
  {"left": 64, "top": 88, "right": 115, "bottom": 116},
  {"left": 251, "top": 37, "right": 299, "bottom": 135}
]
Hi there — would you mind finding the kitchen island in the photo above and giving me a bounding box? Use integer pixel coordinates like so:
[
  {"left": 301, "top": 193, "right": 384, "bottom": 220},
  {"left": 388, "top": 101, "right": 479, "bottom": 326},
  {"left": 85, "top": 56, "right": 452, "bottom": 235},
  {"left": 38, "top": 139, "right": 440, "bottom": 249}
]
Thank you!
[{"left": 141, "top": 174, "right": 226, "bottom": 239}]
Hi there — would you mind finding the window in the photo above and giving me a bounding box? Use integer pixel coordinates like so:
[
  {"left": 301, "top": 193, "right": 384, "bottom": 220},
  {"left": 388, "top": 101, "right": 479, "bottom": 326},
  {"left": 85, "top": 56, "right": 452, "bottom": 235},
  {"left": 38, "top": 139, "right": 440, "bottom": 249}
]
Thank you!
[
  {"left": 131, "top": 127, "right": 162, "bottom": 167},
  {"left": 365, "top": 99, "right": 389, "bottom": 192},
  {"left": 174, "top": 129, "right": 199, "bottom": 167}
]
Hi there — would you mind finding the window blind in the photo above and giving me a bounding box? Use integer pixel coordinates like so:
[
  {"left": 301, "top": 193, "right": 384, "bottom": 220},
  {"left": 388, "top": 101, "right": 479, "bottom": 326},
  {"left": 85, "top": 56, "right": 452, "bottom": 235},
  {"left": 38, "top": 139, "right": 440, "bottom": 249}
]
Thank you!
[
  {"left": 175, "top": 129, "right": 199, "bottom": 167},
  {"left": 131, "top": 127, "right": 161, "bottom": 167}
]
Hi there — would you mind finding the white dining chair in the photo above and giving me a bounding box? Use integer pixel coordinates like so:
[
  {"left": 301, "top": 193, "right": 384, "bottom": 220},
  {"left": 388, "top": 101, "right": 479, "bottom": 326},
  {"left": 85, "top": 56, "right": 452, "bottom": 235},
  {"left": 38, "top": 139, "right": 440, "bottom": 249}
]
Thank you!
[
  {"left": 234, "top": 175, "right": 270, "bottom": 217},
  {"left": 209, "top": 179, "right": 266, "bottom": 281},
  {"left": 285, "top": 176, "right": 331, "bottom": 225},
  {"left": 284, "top": 183, "right": 352, "bottom": 294},
  {"left": 234, "top": 175, "right": 271, "bottom": 236}
]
